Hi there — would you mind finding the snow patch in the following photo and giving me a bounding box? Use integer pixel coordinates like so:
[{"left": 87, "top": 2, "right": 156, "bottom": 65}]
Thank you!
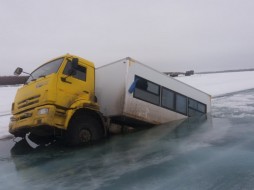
[{"left": 176, "top": 71, "right": 254, "bottom": 97}]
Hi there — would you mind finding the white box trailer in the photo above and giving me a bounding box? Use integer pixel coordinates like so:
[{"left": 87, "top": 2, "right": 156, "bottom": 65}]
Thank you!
[{"left": 95, "top": 57, "right": 211, "bottom": 127}]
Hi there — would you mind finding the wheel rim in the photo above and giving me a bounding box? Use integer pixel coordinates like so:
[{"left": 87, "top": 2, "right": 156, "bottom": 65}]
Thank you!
[{"left": 79, "top": 129, "right": 92, "bottom": 143}]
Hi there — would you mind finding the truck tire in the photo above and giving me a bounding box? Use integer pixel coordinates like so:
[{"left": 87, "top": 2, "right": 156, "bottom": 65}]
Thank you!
[{"left": 66, "top": 114, "right": 103, "bottom": 146}]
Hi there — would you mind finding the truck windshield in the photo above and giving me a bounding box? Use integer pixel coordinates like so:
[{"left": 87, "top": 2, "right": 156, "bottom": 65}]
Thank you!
[{"left": 26, "top": 58, "right": 64, "bottom": 83}]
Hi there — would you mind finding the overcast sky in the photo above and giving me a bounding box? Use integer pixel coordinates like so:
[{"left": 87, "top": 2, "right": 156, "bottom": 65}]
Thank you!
[{"left": 1, "top": 0, "right": 254, "bottom": 75}]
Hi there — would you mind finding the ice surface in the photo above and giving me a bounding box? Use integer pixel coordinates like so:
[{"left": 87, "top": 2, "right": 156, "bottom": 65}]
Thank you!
[
  {"left": 1, "top": 116, "right": 254, "bottom": 190},
  {"left": 212, "top": 89, "right": 254, "bottom": 118}
]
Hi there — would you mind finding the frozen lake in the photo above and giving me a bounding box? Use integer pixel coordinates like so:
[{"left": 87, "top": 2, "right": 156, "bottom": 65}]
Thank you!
[{"left": 0, "top": 89, "right": 254, "bottom": 190}]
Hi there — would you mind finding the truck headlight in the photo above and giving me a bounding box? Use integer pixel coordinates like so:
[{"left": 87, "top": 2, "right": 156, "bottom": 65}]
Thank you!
[{"left": 38, "top": 108, "right": 49, "bottom": 115}]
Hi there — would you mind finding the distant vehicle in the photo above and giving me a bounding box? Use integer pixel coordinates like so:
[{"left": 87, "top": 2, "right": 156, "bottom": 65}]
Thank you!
[
  {"left": 164, "top": 70, "right": 194, "bottom": 77},
  {"left": 185, "top": 70, "right": 194, "bottom": 76},
  {"left": 9, "top": 55, "right": 211, "bottom": 145}
]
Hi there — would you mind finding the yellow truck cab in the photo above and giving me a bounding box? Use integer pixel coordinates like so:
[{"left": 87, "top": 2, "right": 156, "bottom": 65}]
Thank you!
[{"left": 9, "top": 54, "right": 107, "bottom": 145}]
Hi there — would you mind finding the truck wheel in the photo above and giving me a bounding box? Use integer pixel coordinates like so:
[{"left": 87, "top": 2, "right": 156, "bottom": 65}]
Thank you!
[
  {"left": 79, "top": 128, "right": 92, "bottom": 143},
  {"left": 67, "top": 115, "right": 103, "bottom": 146}
]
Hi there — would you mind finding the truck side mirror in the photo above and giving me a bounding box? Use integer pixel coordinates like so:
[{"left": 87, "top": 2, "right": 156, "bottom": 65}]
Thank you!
[{"left": 14, "top": 67, "right": 23, "bottom": 76}]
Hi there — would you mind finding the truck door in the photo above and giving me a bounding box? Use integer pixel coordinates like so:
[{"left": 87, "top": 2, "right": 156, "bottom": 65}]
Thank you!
[{"left": 57, "top": 60, "right": 92, "bottom": 108}]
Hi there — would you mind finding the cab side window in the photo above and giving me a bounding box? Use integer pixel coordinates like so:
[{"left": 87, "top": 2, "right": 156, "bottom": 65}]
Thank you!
[{"left": 63, "top": 61, "right": 86, "bottom": 81}]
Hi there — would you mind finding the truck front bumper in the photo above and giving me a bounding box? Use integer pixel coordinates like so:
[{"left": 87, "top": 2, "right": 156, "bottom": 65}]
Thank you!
[{"left": 9, "top": 105, "right": 66, "bottom": 137}]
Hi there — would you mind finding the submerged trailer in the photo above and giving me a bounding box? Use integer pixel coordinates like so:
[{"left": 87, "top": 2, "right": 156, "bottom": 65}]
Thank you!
[{"left": 96, "top": 57, "right": 211, "bottom": 127}]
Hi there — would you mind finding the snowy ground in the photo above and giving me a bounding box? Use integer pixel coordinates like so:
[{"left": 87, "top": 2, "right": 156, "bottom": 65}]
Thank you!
[
  {"left": 176, "top": 71, "right": 254, "bottom": 97},
  {"left": 0, "top": 86, "right": 20, "bottom": 139},
  {"left": 1, "top": 71, "right": 254, "bottom": 139}
]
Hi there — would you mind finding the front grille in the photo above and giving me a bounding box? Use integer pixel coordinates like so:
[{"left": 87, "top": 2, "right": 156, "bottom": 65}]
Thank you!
[
  {"left": 18, "top": 95, "right": 41, "bottom": 109},
  {"left": 20, "top": 113, "right": 33, "bottom": 120}
]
